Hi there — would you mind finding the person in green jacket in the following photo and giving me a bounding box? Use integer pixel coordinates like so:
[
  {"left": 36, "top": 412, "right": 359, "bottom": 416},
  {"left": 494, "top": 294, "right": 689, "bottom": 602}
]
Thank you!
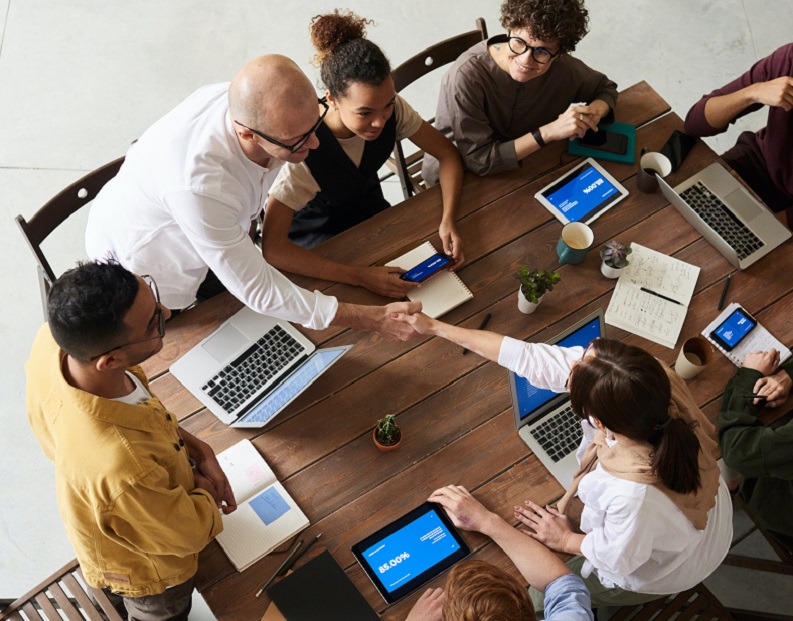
[{"left": 718, "top": 348, "right": 793, "bottom": 551}]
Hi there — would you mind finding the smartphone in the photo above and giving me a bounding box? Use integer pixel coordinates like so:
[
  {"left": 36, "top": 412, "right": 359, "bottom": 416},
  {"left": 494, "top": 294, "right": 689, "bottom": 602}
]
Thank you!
[
  {"left": 399, "top": 253, "right": 456, "bottom": 283},
  {"left": 710, "top": 307, "right": 757, "bottom": 352},
  {"left": 578, "top": 129, "right": 628, "bottom": 155},
  {"left": 660, "top": 130, "right": 696, "bottom": 172}
]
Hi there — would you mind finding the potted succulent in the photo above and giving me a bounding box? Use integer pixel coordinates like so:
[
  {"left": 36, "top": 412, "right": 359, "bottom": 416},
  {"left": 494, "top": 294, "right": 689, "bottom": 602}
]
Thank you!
[
  {"left": 373, "top": 415, "right": 402, "bottom": 452},
  {"left": 599, "top": 240, "right": 632, "bottom": 279},
  {"left": 515, "top": 267, "right": 561, "bottom": 314}
]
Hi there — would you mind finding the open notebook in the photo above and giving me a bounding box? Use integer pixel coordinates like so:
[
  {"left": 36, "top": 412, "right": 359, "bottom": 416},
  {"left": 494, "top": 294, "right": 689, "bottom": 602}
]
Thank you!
[
  {"left": 215, "top": 439, "right": 308, "bottom": 571},
  {"left": 605, "top": 243, "right": 700, "bottom": 348},
  {"left": 385, "top": 241, "right": 473, "bottom": 318}
]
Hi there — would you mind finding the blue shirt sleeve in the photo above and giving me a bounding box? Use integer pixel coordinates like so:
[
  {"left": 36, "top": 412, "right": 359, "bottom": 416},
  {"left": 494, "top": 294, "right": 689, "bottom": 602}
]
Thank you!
[{"left": 544, "top": 573, "right": 594, "bottom": 621}]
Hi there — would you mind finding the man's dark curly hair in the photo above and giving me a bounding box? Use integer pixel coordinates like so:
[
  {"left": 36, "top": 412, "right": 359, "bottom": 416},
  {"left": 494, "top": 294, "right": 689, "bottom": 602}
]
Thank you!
[
  {"left": 500, "top": 0, "right": 590, "bottom": 54},
  {"left": 310, "top": 9, "right": 391, "bottom": 99},
  {"left": 48, "top": 260, "right": 139, "bottom": 363}
]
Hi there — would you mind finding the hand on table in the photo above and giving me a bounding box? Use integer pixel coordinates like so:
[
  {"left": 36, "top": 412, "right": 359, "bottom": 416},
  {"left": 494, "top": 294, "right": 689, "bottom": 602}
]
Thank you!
[
  {"left": 743, "top": 349, "right": 780, "bottom": 376},
  {"left": 428, "top": 485, "right": 495, "bottom": 533},
  {"left": 751, "top": 76, "right": 793, "bottom": 111},
  {"left": 358, "top": 265, "right": 419, "bottom": 298},
  {"left": 753, "top": 370, "right": 793, "bottom": 408},
  {"left": 515, "top": 500, "right": 574, "bottom": 553},
  {"left": 404, "top": 587, "right": 444, "bottom": 621},
  {"left": 439, "top": 220, "right": 465, "bottom": 267}
]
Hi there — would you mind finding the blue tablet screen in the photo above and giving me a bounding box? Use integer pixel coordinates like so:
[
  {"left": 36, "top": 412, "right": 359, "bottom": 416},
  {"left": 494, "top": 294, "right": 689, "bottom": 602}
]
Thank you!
[
  {"left": 513, "top": 316, "right": 602, "bottom": 421},
  {"left": 543, "top": 163, "right": 620, "bottom": 223},
  {"left": 361, "top": 510, "right": 460, "bottom": 594},
  {"left": 713, "top": 309, "right": 755, "bottom": 348}
]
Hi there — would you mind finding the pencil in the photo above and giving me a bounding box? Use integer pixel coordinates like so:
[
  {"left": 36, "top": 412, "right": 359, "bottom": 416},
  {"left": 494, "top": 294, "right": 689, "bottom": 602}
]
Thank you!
[
  {"left": 718, "top": 274, "right": 732, "bottom": 311},
  {"left": 255, "top": 538, "right": 303, "bottom": 597}
]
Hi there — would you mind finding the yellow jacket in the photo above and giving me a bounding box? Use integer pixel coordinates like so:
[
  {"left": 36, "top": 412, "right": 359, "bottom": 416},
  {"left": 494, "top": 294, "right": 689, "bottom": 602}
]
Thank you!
[{"left": 26, "top": 325, "right": 222, "bottom": 597}]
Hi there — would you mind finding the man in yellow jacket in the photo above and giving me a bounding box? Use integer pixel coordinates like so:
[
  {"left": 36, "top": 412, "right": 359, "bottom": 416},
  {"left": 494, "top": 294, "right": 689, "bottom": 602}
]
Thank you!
[{"left": 26, "top": 261, "right": 235, "bottom": 620}]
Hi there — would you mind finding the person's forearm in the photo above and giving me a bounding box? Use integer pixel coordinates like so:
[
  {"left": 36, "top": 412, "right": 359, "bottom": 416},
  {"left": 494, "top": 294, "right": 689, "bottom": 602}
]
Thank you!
[
  {"left": 263, "top": 236, "right": 367, "bottom": 287},
  {"left": 179, "top": 427, "right": 213, "bottom": 462},
  {"left": 703, "top": 86, "right": 759, "bottom": 130},
  {"left": 437, "top": 149, "right": 464, "bottom": 224},
  {"left": 514, "top": 132, "right": 543, "bottom": 161},
  {"left": 588, "top": 99, "right": 611, "bottom": 120},
  {"left": 428, "top": 319, "right": 504, "bottom": 362},
  {"left": 480, "top": 513, "right": 571, "bottom": 592}
]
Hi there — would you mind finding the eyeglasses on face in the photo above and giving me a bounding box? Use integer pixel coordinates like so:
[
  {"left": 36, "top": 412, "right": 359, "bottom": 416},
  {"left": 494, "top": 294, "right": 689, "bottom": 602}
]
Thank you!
[
  {"left": 507, "top": 34, "right": 560, "bottom": 64},
  {"left": 89, "top": 275, "right": 165, "bottom": 361},
  {"left": 234, "top": 98, "right": 329, "bottom": 154}
]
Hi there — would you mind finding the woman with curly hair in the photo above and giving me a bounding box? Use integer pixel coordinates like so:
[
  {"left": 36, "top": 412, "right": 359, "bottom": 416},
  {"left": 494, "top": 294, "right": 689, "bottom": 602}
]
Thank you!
[
  {"left": 423, "top": 0, "right": 618, "bottom": 185},
  {"left": 263, "top": 10, "right": 464, "bottom": 300},
  {"left": 392, "top": 310, "right": 733, "bottom": 617}
]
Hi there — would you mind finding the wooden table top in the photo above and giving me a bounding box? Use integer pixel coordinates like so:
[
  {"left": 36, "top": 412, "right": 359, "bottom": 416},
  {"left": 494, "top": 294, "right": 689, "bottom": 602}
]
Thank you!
[{"left": 141, "top": 81, "right": 793, "bottom": 621}]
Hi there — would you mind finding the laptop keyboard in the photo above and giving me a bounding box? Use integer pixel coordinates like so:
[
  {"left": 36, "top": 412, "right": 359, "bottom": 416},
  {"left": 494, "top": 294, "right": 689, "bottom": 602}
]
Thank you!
[
  {"left": 530, "top": 406, "right": 583, "bottom": 463},
  {"left": 679, "top": 182, "right": 764, "bottom": 260},
  {"left": 201, "top": 325, "right": 304, "bottom": 413}
]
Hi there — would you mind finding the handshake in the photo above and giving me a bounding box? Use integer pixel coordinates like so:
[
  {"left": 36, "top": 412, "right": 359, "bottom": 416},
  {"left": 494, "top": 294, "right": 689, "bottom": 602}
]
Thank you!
[{"left": 375, "top": 301, "right": 437, "bottom": 341}]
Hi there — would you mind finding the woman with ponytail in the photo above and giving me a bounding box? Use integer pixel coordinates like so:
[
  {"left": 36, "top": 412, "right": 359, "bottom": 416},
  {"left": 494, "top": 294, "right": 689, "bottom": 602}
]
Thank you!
[
  {"left": 390, "top": 311, "right": 733, "bottom": 615},
  {"left": 262, "top": 10, "right": 465, "bottom": 299}
]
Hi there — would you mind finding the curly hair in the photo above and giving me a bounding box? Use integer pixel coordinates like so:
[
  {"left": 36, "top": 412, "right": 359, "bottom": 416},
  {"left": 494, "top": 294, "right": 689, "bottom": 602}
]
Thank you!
[
  {"left": 310, "top": 9, "right": 391, "bottom": 98},
  {"left": 443, "top": 560, "right": 536, "bottom": 621},
  {"left": 500, "top": 0, "right": 589, "bottom": 54}
]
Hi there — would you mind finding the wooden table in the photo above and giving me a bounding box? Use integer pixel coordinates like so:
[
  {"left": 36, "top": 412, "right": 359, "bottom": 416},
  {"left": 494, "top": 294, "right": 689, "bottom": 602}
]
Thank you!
[{"left": 141, "top": 82, "right": 793, "bottom": 620}]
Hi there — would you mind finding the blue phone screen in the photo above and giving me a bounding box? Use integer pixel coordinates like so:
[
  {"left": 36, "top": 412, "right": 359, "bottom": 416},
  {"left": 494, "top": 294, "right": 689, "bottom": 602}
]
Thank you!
[
  {"left": 401, "top": 254, "right": 453, "bottom": 282},
  {"left": 713, "top": 309, "right": 755, "bottom": 349}
]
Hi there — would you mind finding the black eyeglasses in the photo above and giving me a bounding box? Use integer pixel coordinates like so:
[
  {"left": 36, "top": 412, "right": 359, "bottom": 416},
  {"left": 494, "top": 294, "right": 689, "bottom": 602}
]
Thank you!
[
  {"left": 507, "top": 34, "right": 560, "bottom": 65},
  {"left": 234, "top": 98, "right": 329, "bottom": 154},
  {"left": 89, "top": 275, "right": 165, "bottom": 361}
]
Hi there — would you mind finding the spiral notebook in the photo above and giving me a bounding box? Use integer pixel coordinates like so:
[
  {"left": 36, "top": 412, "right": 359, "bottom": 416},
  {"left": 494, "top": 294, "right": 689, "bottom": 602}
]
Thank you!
[
  {"left": 386, "top": 242, "right": 473, "bottom": 318},
  {"left": 701, "top": 303, "right": 791, "bottom": 367}
]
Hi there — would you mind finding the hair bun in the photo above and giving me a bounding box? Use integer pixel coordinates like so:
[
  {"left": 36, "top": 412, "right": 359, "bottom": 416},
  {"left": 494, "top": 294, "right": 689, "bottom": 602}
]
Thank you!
[{"left": 310, "top": 10, "right": 372, "bottom": 63}]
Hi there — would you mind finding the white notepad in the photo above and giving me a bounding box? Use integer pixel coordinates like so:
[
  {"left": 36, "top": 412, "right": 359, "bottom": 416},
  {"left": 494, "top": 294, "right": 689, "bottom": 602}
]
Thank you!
[
  {"left": 386, "top": 241, "right": 473, "bottom": 319},
  {"left": 215, "top": 439, "right": 308, "bottom": 571},
  {"left": 702, "top": 303, "right": 792, "bottom": 367},
  {"left": 605, "top": 243, "right": 700, "bottom": 348}
]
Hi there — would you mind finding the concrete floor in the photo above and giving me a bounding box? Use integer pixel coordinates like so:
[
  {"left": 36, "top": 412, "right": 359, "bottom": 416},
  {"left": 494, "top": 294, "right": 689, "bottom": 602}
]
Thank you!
[{"left": 2, "top": 0, "right": 791, "bottom": 616}]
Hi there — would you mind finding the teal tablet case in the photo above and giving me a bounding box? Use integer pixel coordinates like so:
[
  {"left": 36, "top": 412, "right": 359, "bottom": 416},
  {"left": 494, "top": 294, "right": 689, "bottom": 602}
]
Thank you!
[{"left": 567, "top": 122, "right": 637, "bottom": 164}]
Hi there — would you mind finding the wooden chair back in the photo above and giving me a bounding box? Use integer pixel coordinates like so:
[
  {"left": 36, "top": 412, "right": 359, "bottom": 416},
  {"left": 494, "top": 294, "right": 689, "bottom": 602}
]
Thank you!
[
  {"left": 609, "top": 583, "right": 734, "bottom": 620},
  {"left": 15, "top": 156, "right": 124, "bottom": 316},
  {"left": 387, "top": 18, "right": 488, "bottom": 199},
  {"left": 0, "top": 559, "right": 124, "bottom": 621}
]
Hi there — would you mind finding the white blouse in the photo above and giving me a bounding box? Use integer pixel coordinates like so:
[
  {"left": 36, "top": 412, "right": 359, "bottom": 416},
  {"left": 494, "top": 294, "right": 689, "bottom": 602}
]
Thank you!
[{"left": 498, "top": 336, "right": 733, "bottom": 594}]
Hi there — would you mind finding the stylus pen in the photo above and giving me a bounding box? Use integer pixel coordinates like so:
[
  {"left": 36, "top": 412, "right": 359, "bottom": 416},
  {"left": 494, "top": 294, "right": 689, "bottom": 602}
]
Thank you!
[
  {"left": 255, "top": 538, "right": 303, "bottom": 597},
  {"left": 277, "top": 533, "right": 322, "bottom": 577},
  {"left": 743, "top": 393, "right": 768, "bottom": 401},
  {"left": 718, "top": 274, "right": 732, "bottom": 311},
  {"left": 640, "top": 287, "right": 682, "bottom": 306},
  {"left": 462, "top": 313, "right": 492, "bottom": 355}
]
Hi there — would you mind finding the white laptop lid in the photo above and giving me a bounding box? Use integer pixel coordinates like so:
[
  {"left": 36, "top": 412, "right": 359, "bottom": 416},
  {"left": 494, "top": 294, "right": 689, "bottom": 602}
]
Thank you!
[
  {"left": 508, "top": 310, "right": 604, "bottom": 488},
  {"left": 170, "top": 306, "right": 315, "bottom": 424}
]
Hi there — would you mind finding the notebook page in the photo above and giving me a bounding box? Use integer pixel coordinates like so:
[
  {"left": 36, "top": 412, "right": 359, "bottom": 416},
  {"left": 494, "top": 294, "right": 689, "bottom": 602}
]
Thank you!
[
  {"left": 606, "top": 280, "right": 687, "bottom": 348},
  {"left": 216, "top": 439, "right": 276, "bottom": 504},
  {"left": 620, "top": 243, "right": 700, "bottom": 304},
  {"left": 215, "top": 481, "right": 309, "bottom": 571}
]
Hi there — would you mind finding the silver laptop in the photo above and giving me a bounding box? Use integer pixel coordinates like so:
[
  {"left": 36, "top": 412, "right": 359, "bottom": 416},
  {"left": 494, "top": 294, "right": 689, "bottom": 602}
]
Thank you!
[
  {"left": 658, "top": 162, "right": 790, "bottom": 269},
  {"left": 170, "top": 306, "right": 351, "bottom": 428},
  {"left": 508, "top": 310, "right": 604, "bottom": 489}
]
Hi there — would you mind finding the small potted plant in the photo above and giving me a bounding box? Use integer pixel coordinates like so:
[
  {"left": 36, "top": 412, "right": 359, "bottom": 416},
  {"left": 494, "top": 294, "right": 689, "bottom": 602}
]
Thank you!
[
  {"left": 373, "top": 415, "right": 402, "bottom": 452},
  {"left": 515, "top": 267, "right": 560, "bottom": 314},
  {"left": 599, "top": 240, "right": 632, "bottom": 279}
]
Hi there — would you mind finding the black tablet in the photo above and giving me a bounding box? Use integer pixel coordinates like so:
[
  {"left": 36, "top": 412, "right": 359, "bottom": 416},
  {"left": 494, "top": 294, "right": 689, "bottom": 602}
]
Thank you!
[{"left": 351, "top": 502, "right": 470, "bottom": 604}]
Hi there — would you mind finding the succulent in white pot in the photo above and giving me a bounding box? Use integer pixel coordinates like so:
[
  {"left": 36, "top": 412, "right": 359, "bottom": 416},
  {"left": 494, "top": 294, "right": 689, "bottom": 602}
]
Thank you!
[{"left": 600, "top": 240, "right": 632, "bottom": 279}]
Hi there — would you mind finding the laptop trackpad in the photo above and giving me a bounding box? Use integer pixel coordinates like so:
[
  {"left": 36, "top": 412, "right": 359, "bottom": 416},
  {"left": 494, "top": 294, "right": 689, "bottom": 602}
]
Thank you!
[
  {"left": 724, "top": 188, "right": 763, "bottom": 222},
  {"left": 202, "top": 324, "right": 248, "bottom": 363}
]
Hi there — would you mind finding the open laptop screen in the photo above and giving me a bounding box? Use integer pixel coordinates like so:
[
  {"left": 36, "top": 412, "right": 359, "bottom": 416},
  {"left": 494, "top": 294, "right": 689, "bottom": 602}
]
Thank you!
[{"left": 511, "top": 314, "right": 602, "bottom": 423}]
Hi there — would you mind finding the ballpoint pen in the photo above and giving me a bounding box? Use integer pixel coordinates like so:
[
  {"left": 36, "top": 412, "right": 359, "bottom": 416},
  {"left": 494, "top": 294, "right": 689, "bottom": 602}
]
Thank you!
[
  {"left": 255, "top": 538, "right": 303, "bottom": 597},
  {"left": 718, "top": 274, "right": 732, "bottom": 311}
]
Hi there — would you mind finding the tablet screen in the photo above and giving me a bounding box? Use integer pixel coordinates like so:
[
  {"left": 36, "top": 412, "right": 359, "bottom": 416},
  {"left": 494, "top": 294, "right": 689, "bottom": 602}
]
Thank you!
[
  {"left": 351, "top": 503, "right": 470, "bottom": 603},
  {"left": 538, "top": 160, "right": 627, "bottom": 224}
]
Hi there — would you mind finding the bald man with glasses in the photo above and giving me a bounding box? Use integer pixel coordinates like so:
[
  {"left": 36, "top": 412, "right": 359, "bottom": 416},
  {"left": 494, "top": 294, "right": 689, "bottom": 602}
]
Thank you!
[{"left": 86, "top": 55, "right": 420, "bottom": 342}]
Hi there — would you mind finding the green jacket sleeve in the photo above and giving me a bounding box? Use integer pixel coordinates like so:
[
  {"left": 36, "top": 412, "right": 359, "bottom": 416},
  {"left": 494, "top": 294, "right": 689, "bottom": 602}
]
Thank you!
[{"left": 718, "top": 363, "right": 793, "bottom": 480}]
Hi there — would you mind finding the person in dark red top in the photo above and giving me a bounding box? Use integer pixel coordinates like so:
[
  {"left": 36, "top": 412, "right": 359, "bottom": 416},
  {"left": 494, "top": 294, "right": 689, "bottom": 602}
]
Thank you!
[{"left": 684, "top": 43, "right": 793, "bottom": 228}]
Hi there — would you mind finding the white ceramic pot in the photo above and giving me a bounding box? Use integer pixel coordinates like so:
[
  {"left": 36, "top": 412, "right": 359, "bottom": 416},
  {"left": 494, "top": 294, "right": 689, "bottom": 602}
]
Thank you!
[
  {"left": 517, "top": 289, "right": 544, "bottom": 314},
  {"left": 601, "top": 262, "right": 626, "bottom": 279}
]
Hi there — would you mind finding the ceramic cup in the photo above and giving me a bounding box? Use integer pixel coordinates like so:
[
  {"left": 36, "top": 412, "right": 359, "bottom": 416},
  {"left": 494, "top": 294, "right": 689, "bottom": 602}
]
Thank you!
[
  {"left": 637, "top": 151, "right": 672, "bottom": 193},
  {"left": 557, "top": 222, "right": 594, "bottom": 265},
  {"left": 675, "top": 335, "right": 713, "bottom": 379}
]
